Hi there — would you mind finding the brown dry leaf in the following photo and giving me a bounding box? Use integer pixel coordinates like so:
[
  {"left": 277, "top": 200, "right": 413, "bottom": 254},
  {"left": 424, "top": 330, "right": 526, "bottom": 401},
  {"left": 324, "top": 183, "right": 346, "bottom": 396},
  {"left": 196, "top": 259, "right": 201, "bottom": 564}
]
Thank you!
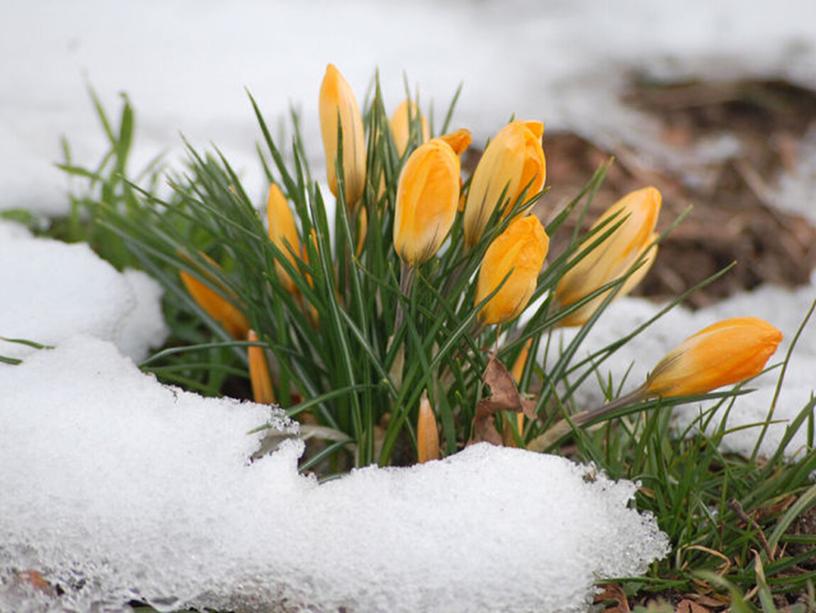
[
  {"left": 677, "top": 599, "right": 711, "bottom": 613},
  {"left": 594, "top": 583, "right": 630, "bottom": 612},
  {"left": 15, "top": 570, "right": 55, "bottom": 596},
  {"left": 469, "top": 354, "right": 536, "bottom": 445}
]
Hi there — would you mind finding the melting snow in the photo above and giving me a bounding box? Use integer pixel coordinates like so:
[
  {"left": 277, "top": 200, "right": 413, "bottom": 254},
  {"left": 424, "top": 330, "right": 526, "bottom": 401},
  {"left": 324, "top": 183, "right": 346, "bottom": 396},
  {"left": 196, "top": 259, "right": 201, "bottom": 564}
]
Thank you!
[
  {"left": 0, "top": 221, "right": 167, "bottom": 362},
  {"left": 0, "top": 336, "right": 668, "bottom": 612}
]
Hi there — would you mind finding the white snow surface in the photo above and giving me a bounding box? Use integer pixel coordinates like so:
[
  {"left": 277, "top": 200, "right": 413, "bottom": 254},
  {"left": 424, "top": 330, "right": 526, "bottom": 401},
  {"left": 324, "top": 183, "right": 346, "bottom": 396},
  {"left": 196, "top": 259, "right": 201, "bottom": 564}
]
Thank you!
[
  {"left": 0, "top": 335, "right": 668, "bottom": 613},
  {"left": 1, "top": 0, "right": 815, "bottom": 216},
  {"left": 564, "top": 274, "right": 816, "bottom": 459},
  {"left": 0, "top": 222, "right": 167, "bottom": 362}
]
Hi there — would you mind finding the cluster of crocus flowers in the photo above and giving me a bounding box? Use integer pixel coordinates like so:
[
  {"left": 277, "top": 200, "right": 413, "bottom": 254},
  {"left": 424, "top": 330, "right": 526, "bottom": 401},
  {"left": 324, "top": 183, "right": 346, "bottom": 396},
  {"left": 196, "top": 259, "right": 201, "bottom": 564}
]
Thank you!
[
  {"left": 475, "top": 215, "right": 550, "bottom": 325},
  {"left": 463, "top": 120, "right": 546, "bottom": 247},
  {"left": 555, "top": 186, "right": 661, "bottom": 327}
]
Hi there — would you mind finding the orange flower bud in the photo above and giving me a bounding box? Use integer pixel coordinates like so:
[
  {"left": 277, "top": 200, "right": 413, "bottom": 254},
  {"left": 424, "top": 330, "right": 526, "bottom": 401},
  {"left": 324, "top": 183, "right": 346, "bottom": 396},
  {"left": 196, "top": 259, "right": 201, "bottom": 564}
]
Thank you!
[
  {"left": 503, "top": 338, "right": 532, "bottom": 447},
  {"left": 393, "top": 138, "right": 461, "bottom": 265},
  {"left": 248, "top": 330, "right": 275, "bottom": 404},
  {"left": 464, "top": 120, "right": 546, "bottom": 247},
  {"left": 267, "top": 183, "right": 301, "bottom": 294},
  {"left": 390, "top": 99, "right": 429, "bottom": 156},
  {"left": 179, "top": 270, "right": 249, "bottom": 339},
  {"left": 555, "top": 187, "right": 661, "bottom": 327},
  {"left": 475, "top": 215, "right": 549, "bottom": 325},
  {"left": 319, "top": 64, "right": 366, "bottom": 206},
  {"left": 417, "top": 394, "right": 440, "bottom": 463},
  {"left": 645, "top": 317, "right": 782, "bottom": 398},
  {"left": 439, "top": 128, "right": 472, "bottom": 156}
]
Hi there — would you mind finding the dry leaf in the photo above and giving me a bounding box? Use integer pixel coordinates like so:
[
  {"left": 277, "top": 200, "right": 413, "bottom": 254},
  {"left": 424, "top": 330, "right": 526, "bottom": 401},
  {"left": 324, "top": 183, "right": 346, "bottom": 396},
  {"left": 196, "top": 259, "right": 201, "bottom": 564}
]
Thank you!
[
  {"left": 594, "top": 583, "right": 630, "bottom": 612},
  {"left": 469, "top": 354, "right": 536, "bottom": 445},
  {"left": 677, "top": 598, "right": 711, "bottom": 613}
]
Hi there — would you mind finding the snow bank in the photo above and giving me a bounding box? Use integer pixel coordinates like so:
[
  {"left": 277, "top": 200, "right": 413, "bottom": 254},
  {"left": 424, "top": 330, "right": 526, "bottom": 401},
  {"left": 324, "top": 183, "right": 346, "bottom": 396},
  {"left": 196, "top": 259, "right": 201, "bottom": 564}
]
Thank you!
[
  {"left": 0, "top": 335, "right": 668, "bottom": 612},
  {"left": 1, "top": 0, "right": 815, "bottom": 216},
  {"left": 565, "top": 276, "right": 816, "bottom": 459},
  {"left": 0, "top": 223, "right": 167, "bottom": 362}
]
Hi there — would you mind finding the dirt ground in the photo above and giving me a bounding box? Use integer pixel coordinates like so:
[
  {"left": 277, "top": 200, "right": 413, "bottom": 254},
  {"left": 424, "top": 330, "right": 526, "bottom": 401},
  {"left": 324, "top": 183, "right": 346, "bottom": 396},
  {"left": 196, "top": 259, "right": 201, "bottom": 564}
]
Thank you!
[{"left": 473, "top": 78, "right": 816, "bottom": 309}]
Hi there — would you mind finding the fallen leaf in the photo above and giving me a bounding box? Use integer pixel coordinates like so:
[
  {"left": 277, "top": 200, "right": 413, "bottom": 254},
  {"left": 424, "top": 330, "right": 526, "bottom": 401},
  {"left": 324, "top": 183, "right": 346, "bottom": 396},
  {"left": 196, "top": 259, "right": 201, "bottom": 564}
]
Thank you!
[
  {"left": 676, "top": 599, "right": 711, "bottom": 613},
  {"left": 594, "top": 583, "right": 630, "bottom": 612},
  {"left": 469, "top": 354, "right": 536, "bottom": 445}
]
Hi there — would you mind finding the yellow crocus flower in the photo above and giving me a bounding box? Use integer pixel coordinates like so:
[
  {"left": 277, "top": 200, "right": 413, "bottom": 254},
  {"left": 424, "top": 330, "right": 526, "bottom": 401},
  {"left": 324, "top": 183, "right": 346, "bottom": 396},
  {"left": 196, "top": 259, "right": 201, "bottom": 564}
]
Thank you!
[
  {"left": 475, "top": 215, "right": 549, "bottom": 325},
  {"left": 179, "top": 269, "right": 249, "bottom": 339},
  {"left": 319, "top": 64, "right": 367, "bottom": 206},
  {"left": 266, "top": 183, "right": 301, "bottom": 294},
  {"left": 390, "top": 99, "right": 430, "bottom": 156},
  {"left": 464, "top": 120, "right": 546, "bottom": 247},
  {"left": 555, "top": 187, "right": 661, "bottom": 327},
  {"left": 393, "top": 138, "right": 461, "bottom": 265},
  {"left": 645, "top": 317, "right": 782, "bottom": 398}
]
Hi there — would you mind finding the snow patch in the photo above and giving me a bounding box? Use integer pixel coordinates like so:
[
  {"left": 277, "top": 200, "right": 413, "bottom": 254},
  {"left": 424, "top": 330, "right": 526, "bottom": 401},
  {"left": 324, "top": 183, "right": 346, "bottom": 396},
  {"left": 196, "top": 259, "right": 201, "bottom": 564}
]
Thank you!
[
  {"left": 0, "top": 224, "right": 167, "bottom": 362},
  {"left": 0, "top": 336, "right": 668, "bottom": 612}
]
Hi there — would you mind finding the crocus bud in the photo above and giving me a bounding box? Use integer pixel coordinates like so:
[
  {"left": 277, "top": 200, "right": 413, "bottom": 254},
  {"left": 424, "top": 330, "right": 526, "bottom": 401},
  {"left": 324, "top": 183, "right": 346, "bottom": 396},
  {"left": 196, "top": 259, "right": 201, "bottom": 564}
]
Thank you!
[
  {"left": 475, "top": 215, "right": 549, "bottom": 325},
  {"left": 319, "top": 64, "right": 367, "bottom": 206},
  {"left": 393, "top": 138, "right": 461, "bottom": 265},
  {"left": 439, "top": 128, "right": 472, "bottom": 156},
  {"left": 417, "top": 394, "right": 440, "bottom": 463},
  {"left": 180, "top": 270, "right": 249, "bottom": 339},
  {"left": 248, "top": 330, "right": 275, "bottom": 404},
  {"left": 555, "top": 187, "right": 661, "bottom": 327},
  {"left": 267, "top": 183, "right": 301, "bottom": 294},
  {"left": 645, "top": 317, "right": 782, "bottom": 398},
  {"left": 503, "top": 338, "right": 532, "bottom": 447},
  {"left": 390, "top": 99, "right": 429, "bottom": 156},
  {"left": 464, "top": 120, "right": 546, "bottom": 247}
]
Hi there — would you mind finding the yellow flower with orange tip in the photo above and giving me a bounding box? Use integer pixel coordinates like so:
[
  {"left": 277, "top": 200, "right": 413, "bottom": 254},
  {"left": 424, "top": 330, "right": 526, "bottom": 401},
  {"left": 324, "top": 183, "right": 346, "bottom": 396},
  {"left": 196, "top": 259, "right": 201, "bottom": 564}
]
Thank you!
[
  {"left": 267, "top": 183, "right": 301, "bottom": 294},
  {"left": 393, "top": 138, "right": 461, "bottom": 265},
  {"left": 555, "top": 187, "right": 661, "bottom": 327},
  {"left": 390, "top": 99, "right": 430, "bottom": 156},
  {"left": 645, "top": 317, "right": 783, "bottom": 398},
  {"left": 439, "top": 128, "right": 472, "bottom": 156},
  {"left": 464, "top": 120, "right": 546, "bottom": 247},
  {"left": 248, "top": 330, "right": 275, "bottom": 404},
  {"left": 416, "top": 393, "right": 440, "bottom": 463},
  {"left": 475, "top": 215, "right": 549, "bottom": 325},
  {"left": 319, "top": 64, "right": 367, "bottom": 206},
  {"left": 179, "top": 269, "right": 249, "bottom": 339}
]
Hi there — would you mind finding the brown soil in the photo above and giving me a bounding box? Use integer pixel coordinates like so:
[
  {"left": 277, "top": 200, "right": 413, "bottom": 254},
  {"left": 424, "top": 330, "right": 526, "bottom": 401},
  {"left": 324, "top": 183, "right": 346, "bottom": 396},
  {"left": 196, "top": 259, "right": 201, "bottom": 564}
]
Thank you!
[{"left": 540, "top": 78, "right": 816, "bottom": 309}]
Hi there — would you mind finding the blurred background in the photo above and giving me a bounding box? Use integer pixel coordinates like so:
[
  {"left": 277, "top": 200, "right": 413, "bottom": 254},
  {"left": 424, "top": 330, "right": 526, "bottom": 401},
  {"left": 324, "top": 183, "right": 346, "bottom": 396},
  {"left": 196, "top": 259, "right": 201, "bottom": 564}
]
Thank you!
[{"left": 2, "top": 0, "right": 815, "bottom": 304}]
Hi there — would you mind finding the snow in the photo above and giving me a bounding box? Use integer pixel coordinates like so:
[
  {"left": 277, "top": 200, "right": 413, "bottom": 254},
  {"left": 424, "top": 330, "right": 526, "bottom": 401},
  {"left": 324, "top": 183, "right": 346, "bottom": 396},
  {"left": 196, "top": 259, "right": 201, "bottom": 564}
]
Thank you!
[
  {"left": 1, "top": 0, "right": 815, "bottom": 216},
  {"left": 565, "top": 274, "right": 816, "bottom": 459},
  {"left": 0, "top": 223, "right": 167, "bottom": 362},
  {"left": 0, "top": 335, "right": 668, "bottom": 612}
]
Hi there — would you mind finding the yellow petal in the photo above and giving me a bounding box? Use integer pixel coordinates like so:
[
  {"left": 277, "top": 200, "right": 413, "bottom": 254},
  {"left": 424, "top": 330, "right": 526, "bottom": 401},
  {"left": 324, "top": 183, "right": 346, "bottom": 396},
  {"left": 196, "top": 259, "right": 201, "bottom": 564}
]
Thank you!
[
  {"left": 248, "top": 330, "right": 275, "bottom": 404},
  {"left": 267, "top": 183, "right": 301, "bottom": 294},
  {"left": 439, "top": 128, "right": 472, "bottom": 156},
  {"left": 179, "top": 270, "right": 249, "bottom": 339},
  {"left": 319, "top": 64, "right": 367, "bottom": 206},
  {"left": 645, "top": 317, "right": 782, "bottom": 397},
  {"left": 475, "top": 215, "right": 549, "bottom": 325},
  {"left": 464, "top": 120, "right": 546, "bottom": 247},
  {"left": 393, "top": 138, "right": 461, "bottom": 265},
  {"left": 556, "top": 187, "right": 661, "bottom": 327},
  {"left": 417, "top": 394, "right": 440, "bottom": 463},
  {"left": 390, "top": 99, "right": 430, "bottom": 157}
]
